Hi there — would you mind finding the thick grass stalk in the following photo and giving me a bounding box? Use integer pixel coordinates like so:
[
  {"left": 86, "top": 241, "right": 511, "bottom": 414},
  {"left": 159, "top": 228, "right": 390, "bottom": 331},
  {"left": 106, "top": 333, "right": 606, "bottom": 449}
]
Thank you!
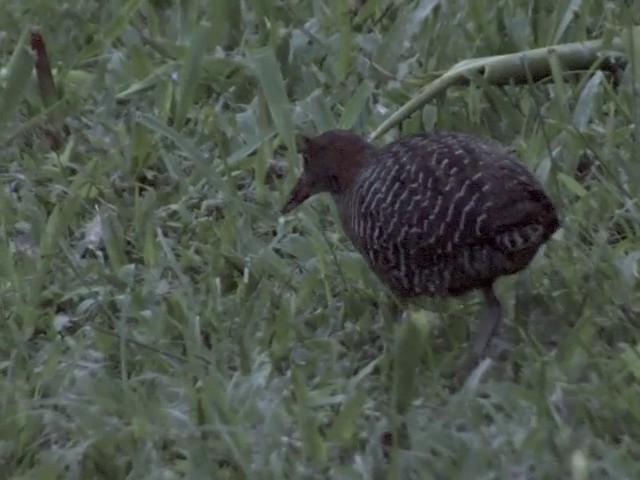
[
  {"left": 370, "top": 32, "right": 635, "bottom": 140},
  {"left": 30, "top": 28, "right": 59, "bottom": 107}
]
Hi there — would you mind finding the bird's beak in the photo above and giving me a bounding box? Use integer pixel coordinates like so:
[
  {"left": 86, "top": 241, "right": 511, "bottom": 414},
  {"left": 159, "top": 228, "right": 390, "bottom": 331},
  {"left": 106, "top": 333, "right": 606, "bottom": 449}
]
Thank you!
[{"left": 281, "top": 176, "right": 312, "bottom": 215}]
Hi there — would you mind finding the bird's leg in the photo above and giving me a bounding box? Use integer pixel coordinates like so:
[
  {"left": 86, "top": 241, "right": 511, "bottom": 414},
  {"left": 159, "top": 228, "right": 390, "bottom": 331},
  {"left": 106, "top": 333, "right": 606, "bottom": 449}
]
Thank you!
[
  {"left": 452, "top": 286, "right": 503, "bottom": 383},
  {"left": 470, "top": 285, "right": 503, "bottom": 359}
]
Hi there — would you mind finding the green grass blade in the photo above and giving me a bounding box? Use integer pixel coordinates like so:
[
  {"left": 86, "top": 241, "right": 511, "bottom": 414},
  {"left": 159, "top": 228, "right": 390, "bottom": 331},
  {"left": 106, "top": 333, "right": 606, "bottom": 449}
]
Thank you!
[
  {"left": 174, "top": 24, "right": 209, "bottom": 129},
  {"left": 251, "top": 47, "right": 297, "bottom": 158},
  {"left": 572, "top": 70, "right": 603, "bottom": 130},
  {"left": 326, "top": 389, "right": 366, "bottom": 443},
  {"left": 0, "top": 29, "right": 32, "bottom": 128},
  {"left": 392, "top": 318, "right": 426, "bottom": 416},
  {"left": 75, "top": 0, "right": 145, "bottom": 63},
  {"left": 338, "top": 80, "right": 372, "bottom": 129},
  {"left": 135, "top": 112, "right": 229, "bottom": 194},
  {"left": 115, "top": 62, "right": 179, "bottom": 102},
  {"left": 553, "top": 0, "right": 582, "bottom": 44}
]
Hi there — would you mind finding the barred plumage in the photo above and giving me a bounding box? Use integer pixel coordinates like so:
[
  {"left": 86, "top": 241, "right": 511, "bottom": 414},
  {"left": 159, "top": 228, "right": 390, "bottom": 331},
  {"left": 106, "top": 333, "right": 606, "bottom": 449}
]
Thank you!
[{"left": 281, "top": 129, "right": 559, "bottom": 360}]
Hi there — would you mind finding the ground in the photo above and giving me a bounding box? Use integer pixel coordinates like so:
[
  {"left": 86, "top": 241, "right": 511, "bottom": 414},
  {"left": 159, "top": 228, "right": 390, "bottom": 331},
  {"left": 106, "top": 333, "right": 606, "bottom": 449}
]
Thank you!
[{"left": 1, "top": 1, "right": 640, "bottom": 479}]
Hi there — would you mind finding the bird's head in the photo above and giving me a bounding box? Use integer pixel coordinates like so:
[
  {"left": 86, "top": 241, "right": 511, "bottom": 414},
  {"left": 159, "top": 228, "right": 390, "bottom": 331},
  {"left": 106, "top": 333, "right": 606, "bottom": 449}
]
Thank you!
[{"left": 281, "top": 129, "right": 374, "bottom": 214}]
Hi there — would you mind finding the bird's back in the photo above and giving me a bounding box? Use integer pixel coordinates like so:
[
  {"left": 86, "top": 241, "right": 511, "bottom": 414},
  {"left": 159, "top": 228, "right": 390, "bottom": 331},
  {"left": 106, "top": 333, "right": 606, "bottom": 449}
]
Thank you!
[{"left": 342, "top": 131, "right": 559, "bottom": 298}]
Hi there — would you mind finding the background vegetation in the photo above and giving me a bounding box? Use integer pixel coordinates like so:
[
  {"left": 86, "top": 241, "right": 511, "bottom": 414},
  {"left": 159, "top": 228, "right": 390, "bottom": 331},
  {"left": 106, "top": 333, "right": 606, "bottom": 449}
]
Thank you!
[{"left": 1, "top": 0, "right": 640, "bottom": 478}]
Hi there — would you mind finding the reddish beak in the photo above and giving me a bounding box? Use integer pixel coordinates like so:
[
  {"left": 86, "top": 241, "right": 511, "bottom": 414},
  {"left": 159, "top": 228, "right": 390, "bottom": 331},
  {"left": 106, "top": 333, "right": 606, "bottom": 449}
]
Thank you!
[{"left": 281, "top": 176, "right": 312, "bottom": 214}]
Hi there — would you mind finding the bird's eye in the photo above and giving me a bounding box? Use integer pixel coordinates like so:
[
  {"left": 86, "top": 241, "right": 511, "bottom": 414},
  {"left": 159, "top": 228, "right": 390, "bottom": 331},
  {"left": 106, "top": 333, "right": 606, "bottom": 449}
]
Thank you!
[{"left": 329, "top": 174, "right": 340, "bottom": 192}]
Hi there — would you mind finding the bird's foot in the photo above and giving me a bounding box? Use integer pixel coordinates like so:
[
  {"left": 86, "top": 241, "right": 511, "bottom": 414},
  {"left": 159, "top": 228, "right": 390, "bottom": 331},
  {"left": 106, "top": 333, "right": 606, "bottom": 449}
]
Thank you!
[{"left": 450, "top": 286, "right": 503, "bottom": 388}]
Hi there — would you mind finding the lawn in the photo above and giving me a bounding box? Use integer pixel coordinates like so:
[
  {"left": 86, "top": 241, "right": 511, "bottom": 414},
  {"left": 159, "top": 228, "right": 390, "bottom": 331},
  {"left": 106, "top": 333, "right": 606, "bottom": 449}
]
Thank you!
[{"left": 1, "top": 0, "right": 640, "bottom": 478}]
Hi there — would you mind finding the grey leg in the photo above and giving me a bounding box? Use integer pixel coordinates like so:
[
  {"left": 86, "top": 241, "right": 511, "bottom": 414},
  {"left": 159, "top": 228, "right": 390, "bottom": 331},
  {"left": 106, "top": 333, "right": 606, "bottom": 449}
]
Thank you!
[
  {"left": 451, "top": 286, "right": 503, "bottom": 386},
  {"left": 471, "top": 285, "right": 503, "bottom": 359},
  {"left": 454, "top": 286, "right": 502, "bottom": 382}
]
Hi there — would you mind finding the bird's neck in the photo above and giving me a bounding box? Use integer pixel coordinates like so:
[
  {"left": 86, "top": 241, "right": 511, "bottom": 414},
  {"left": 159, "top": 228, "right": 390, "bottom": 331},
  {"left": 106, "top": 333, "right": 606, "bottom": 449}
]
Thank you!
[
  {"left": 339, "top": 144, "right": 375, "bottom": 192},
  {"left": 332, "top": 180, "right": 363, "bottom": 251}
]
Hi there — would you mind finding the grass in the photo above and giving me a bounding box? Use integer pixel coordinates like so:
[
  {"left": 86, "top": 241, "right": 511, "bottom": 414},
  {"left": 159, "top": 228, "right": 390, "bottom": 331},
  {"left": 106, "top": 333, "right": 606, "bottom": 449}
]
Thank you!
[{"left": 1, "top": 0, "right": 640, "bottom": 478}]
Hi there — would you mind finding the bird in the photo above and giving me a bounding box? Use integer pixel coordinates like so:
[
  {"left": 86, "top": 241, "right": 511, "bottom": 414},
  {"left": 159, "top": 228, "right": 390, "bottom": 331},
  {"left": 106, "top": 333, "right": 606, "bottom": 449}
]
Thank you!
[{"left": 281, "top": 129, "right": 559, "bottom": 362}]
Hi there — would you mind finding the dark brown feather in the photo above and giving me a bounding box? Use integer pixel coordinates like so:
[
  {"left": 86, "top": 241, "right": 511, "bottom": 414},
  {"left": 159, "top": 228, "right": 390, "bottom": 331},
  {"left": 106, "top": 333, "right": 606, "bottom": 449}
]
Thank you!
[{"left": 283, "top": 129, "right": 559, "bottom": 301}]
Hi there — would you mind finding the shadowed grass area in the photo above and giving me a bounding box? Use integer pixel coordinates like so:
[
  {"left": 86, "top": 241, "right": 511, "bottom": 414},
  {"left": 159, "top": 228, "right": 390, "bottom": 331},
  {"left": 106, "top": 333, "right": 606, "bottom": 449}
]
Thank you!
[{"left": 1, "top": 0, "right": 640, "bottom": 478}]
